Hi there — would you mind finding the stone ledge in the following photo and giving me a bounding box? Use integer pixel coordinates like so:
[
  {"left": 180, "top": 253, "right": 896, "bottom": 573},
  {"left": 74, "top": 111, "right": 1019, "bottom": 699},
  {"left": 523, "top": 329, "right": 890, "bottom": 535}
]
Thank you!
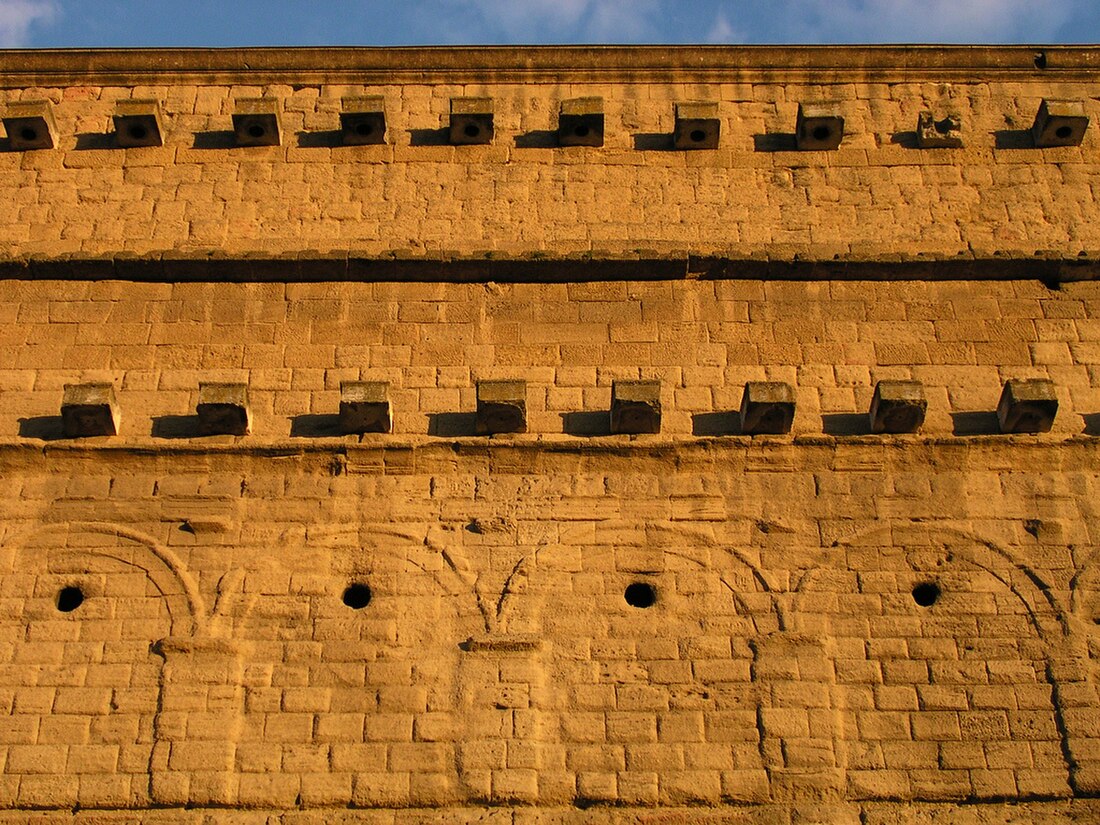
[{"left": 0, "top": 45, "right": 1096, "bottom": 87}]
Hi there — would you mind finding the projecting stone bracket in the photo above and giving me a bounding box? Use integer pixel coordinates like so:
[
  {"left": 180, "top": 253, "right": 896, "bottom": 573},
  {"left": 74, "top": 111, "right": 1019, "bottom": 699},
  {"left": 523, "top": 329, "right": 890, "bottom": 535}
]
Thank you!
[
  {"left": 1032, "top": 99, "right": 1089, "bottom": 148},
  {"left": 796, "top": 102, "right": 844, "bottom": 150},
  {"left": 114, "top": 99, "right": 164, "bottom": 147},
  {"left": 741, "top": 381, "right": 796, "bottom": 435},
  {"left": 997, "top": 378, "right": 1058, "bottom": 434},
  {"left": 61, "top": 382, "right": 120, "bottom": 438},
  {"left": 197, "top": 383, "right": 251, "bottom": 436},
  {"left": 611, "top": 380, "right": 661, "bottom": 434},
  {"left": 340, "top": 96, "right": 386, "bottom": 145},
  {"left": 558, "top": 97, "right": 604, "bottom": 147},
  {"left": 232, "top": 98, "right": 281, "bottom": 147},
  {"left": 450, "top": 97, "right": 493, "bottom": 145},
  {"left": 3, "top": 100, "right": 57, "bottom": 150},
  {"left": 339, "top": 380, "right": 392, "bottom": 433},
  {"left": 476, "top": 379, "right": 527, "bottom": 434},
  {"left": 869, "top": 380, "right": 927, "bottom": 434},
  {"left": 674, "top": 101, "right": 720, "bottom": 149}
]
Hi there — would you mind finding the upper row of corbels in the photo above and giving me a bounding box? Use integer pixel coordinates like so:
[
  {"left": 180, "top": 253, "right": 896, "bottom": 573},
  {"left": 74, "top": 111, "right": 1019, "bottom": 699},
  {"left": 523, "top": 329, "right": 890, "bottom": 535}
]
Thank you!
[
  {"left": 1, "top": 95, "right": 1092, "bottom": 152},
  {"left": 56, "top": 376, "right": 1057, "bottom": 438}
]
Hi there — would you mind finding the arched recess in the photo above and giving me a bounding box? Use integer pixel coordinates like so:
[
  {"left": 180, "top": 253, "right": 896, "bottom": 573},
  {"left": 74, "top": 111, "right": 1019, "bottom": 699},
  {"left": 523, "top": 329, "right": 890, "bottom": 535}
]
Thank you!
[
  {"left": 235, "top": 523, "right": 479, "bottom": 809},
  {"left": 793, "top": 522, "right": 1071, "bottom": 802},
  {"left": 487, "top": 524, "right": 777, "bottom": 808},
  {"left": 0, "top": 521, "right": 199, "bottom": 810}
]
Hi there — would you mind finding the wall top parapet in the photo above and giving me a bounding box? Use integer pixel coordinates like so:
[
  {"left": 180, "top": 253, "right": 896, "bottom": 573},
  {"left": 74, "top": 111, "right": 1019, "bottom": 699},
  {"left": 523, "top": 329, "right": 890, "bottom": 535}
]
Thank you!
[{"left": 1, "top": 45, "right": 1098, "bottom": 87}]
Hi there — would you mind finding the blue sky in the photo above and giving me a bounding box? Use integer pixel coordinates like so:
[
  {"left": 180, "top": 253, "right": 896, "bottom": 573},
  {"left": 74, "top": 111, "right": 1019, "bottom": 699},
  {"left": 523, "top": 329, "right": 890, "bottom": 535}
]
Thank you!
[{"left": 2, "top": 0, "right": 1099, "bottom": 48}]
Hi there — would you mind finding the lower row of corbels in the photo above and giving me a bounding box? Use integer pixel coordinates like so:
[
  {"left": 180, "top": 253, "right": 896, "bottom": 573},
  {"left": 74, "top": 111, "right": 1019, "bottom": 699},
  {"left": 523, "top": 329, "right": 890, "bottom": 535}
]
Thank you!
[{"left": 56, "top": 377, "right": 1059, "bottom": 438}]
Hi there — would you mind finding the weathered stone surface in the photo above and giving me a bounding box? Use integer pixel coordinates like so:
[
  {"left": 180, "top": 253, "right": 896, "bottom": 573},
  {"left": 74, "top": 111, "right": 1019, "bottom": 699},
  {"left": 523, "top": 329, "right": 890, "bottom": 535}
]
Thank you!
[
  {"left": 795, "top": 102, "right": 844, "bottom": 150},
  {"left": 558, "top": 97, "right": 603, "bottom": 147},
  {"left": 476, "top": 379, "right": 526, "bottom": 434},
  {"left": 60, "top": 383, "right": 119, "bottom": 437},
  {"left": 916, "top": 110, "right": 962, "bottom": 148},
  {"left": 674, "top": 100, "right": 720, "bottom": 149},
  {"left": 870, "top": 380, "right": 927, "bottom": 434},
  {"left": 113, "top": 98, "right": 164, "bottom": 147},
  {"left": 197, "top": 382, "right": 251, "bottom": 435},
  {"left": 232, "top": 97, "right": 281, "bottom": 146},
  {"left": 339, "top": 381, "right": 392, "bottom": 433},
  {"left": 610, "top": 379, "right": 661, "bottom": 434},
  {"left": 3, "top": 99, "right": 56, "bottom": 150},
  {"left": 740, "top": 381, "right": 795, "bottom": 435},
  {"left": 997, "top": 378, "right": 1058, "bottom": 434},
  {"left": 450, "top": 97, "right": 493, "bottom": 145}
]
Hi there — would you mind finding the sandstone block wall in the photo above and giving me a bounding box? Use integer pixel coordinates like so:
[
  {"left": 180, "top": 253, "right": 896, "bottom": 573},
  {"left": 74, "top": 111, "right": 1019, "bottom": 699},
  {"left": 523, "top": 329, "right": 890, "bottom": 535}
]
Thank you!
[{"left": 0, "top": 47, "right": 1099, "bottom": 824}]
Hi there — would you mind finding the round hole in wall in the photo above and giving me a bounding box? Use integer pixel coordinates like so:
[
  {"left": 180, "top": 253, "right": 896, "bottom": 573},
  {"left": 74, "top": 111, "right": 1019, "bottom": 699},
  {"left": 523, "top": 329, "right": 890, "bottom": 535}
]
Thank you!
[
  {"left": 355, "top": 122, "right": 373, "bottom": 137},
  {"left": 247, "top": 124, "right": 266, "bottom": 139},
  {"left": 1055, "top": 125, "right": 1073, "bottom": 140},
  {"left": 19, "top": 127, "right": 38, "bottom": 143},
  {"left": 128, "top": 124, "right": 148, "bottom": 141},
  {"left": 690, "top": 129, "right": 706, "bottom": 143},
  {"left": 912, "top": 582, "right": 941, "bottom": 608},
  {"left": 573, "top": 124, "right": 590, "bottom": 138},
  {"left": 812, "top": 125, "right": 831, "bottom": 142},
  {"left": 463, "top": 123, "right": 481, "bottom": 139},
  {"left": 56, "top": 586, "right": 84, "bottom": 613},
  {"left": 624, "top": 582, "right": 657, "bottom": 609},
  {"left": 342, "top": 583, "right": 372, "bottom": 610}
]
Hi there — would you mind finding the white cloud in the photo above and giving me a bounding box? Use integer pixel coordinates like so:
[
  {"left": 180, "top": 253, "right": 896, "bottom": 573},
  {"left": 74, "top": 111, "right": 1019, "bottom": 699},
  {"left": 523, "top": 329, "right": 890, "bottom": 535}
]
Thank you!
[
  {"left": 788, "top": 0, "right": 1077, "bottom": 43},
  {"left": 451, "top": 0, "right": 662, "bottom": 42},
  {"left": 705, "top": 11, "right": 743, "bottom": 44},
  {"left": 0, "top": 0, "right": 56, "bottom": 47}
]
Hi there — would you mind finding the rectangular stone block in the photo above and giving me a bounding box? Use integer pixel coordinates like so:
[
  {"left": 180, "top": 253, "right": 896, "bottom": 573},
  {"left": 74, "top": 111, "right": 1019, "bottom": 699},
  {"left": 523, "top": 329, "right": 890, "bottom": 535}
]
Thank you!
[
  {"left": 450, "top": 97, "right": 493, "bottom": 145},
  {"left": 740, "top": 381, "right": 795, "bottom": 435},
  {"left": 339, "top": 381, "right": 392, "bottom": 433},
  {"left": 232, "top": 98, "right": 281, "bottom": 147},
  {"left": 61, "top": 383, "right": 119, "bottom": 437},
  {"left": 996, "top": 378, "right": 1057, "bottom": 434},
  {"left": 796, "top": 102, "right": 844, "bottom": 150},
  {"left": 340, "top": 96, "right": 386, "bottom": 146},
  {"left": 869, "top": 379, "right": 927, "bottom": 434},
  {"left": 559, "top": 97, "right": 603, "bottom": 147},
  {"left": 4, "top": 100, "right": 57, "bottom": 150},
  {"left": 916, "top": 110, "right": 963, "bottom": 149},
  {"left": 196, "top": 382, "right": 251, "bottom": 436},
  {"left": 611, "top": 379, "right": 661, "bottom": 434},
  {"left": 674, "top": 101, "right": 720, "bottom": 149},
  {"left": 1031, "top": 99, "right": 1089, "bottom": 147},
  {"left": 113, "top": 99, "right": 164, "bottom": 147},
  {"left": 476, "top": 379, "right": 526, "bottom": 434}
]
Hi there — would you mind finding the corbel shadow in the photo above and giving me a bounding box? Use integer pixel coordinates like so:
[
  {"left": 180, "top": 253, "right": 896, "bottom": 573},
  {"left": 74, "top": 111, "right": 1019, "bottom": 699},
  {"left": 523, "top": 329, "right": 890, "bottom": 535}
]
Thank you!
[
  {"left": 692, "top": 411, "right": 741, "bottom": 436},
  {"left": 18, "top": 416, "right": 66, "bottom": 440},
  {"left": 296, "top": 130, "right": 343, "bottom": 148},
  {"left": 427, "top": 412, "right": 477, "bottom": 437},
  {"left": 151, "top": 415, "right": 202, "bottom": 439},
  {"left": 753, "top": 133, "right": 798, "bottom": 152},
  {"left": 409, "top": 128, "right": 450, "bottom": 146},
  {"left": 515, "top": 130, "right": 558, "bottom": 148},
  {"left": 192, "top": 131, "right": 237, "bottom": 149},
  {"left": 561, "top": 411, "right": 611, "bottom": 437},
  {"left": 632, "top": 133, "right": 675, "bottom": 151},
  {"left": 951, "top": 411, "right": 1001, "bottom": 436},
  {"left": 994, "top": 129, "right": 1034, "bottom": 150},
  {"left": 290, "top": 414, "right": 343, "bottom": 437},
  {"left": 822, "top": 413, "right": 871, "bottom": 436}
]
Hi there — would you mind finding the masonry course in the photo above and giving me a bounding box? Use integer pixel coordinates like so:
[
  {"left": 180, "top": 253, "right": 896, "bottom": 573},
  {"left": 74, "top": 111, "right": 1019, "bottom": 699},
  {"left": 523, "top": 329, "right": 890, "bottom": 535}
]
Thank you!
[{"left": 0, "top": 46, "right": 1099, "bottom": 823}]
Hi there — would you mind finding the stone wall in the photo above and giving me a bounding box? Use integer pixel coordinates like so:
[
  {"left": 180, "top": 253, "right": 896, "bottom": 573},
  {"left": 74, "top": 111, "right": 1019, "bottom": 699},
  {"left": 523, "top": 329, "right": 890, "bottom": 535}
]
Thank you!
[{"left": 1, "top": 47, "right": 1100, "bottom": 823}]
